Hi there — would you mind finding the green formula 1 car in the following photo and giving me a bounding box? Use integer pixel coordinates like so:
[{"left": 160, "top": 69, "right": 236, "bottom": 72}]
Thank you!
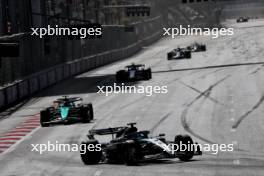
[{"left": 40, "top": 96, "right": 93, "bottom": 127}]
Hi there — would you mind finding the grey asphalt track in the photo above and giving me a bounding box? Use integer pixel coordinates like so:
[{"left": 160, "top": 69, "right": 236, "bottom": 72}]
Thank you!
[{"left": 0, "top": 20, "right": 264, "bottom": 176}]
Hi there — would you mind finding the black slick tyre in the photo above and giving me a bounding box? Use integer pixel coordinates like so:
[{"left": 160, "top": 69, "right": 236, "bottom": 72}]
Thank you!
[
  {"left": 40, "top": 109, "right": 50, "bottom": 127},
  {"left": 80, "top": 140, "right": 102, "bottom": 165},
  {"left": 81, "top": 105, "right": 90, "bottom": 123},
  {"left": 123, "top": 144, "right": 138, "bottom": 166},
  {"left": 174, "top": 135, "right": 194, "bottom": 161}
]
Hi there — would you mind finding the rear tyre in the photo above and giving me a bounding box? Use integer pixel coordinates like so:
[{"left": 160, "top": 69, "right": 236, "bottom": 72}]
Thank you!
[
  {"left": 186, "top": 51, "right": 191, "bottom": 59},
  {"left": 167, "top": 53, "right": 173, "bottom": 60},
  {"left": 201, "top": 45, "right": 206, "bottom": 51},
  {"left": 80, "top": 140, "right": 102, "bottom": 165},
  {"left": 123, "top": 144, "right": 138, "bottom": 166},
  {"left": 88, "top": 103, "right": 94, "bottom": 120},
  {"left": 116, "top": 70, "right": 126, "bottom": 83},
  {"left": 174, "top": 135, "right": 194, "bottom": 161},
  {"left": 40, "top": 109, "right": 50, "bottom": 127},
  {"left": 81, "top": 105, "right": 90, "bottom": 123},
  {"left": 148, "top": 68, "right": 152, "bottom": 79},
  {"left": 174, "top": 135, "right": 183, "bottom": 152}
]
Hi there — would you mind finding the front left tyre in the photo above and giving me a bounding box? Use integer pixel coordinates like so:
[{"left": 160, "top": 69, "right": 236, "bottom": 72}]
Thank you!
[
  {"left": 40, "top": 109, "right": 51, "bottom": 127},
  {"left": 80, "top": 140, "right": 102, "bottom": 165},
  {"left": 201, "top": 45, "right": 206, "bottom": 51},
  {"left": 185, "top": 51, "right": 191, "bottom": 59},
  {"left": 167, "top": 53, "right": 173, "bottom": 60},
  {"left": 88, "top": 103, "right": 94, "bottom": 120},
  {"left": 81, "top": 104, "right": 93, "bottom": 123},
  {"left": 144, "top": 68, "right": 152, "bottom": 80},
  {"left": 174, "top": 134, "right": 194, "bottom": 161},
  {"left": 122, "top": 144, "right": 139, "bottom": 166},
  {"left": 116, "top": 70, "right": 126, "bottom": 83}
]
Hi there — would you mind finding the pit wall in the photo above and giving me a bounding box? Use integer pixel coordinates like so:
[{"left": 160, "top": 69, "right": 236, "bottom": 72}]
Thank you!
[{"left": 0, "top": 16, "right": 163, "bottom": 110}]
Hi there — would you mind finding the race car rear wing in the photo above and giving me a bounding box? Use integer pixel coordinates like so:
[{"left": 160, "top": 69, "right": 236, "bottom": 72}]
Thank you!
[
  {"left": 126, "top": 64, "right": 145, "bottom": 69},
  {"left": 89, "top": 127, "right": 126, "bottom": 136}
]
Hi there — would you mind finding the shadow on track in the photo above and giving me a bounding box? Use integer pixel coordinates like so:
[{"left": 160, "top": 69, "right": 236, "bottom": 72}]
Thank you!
[
  {"left": 99, "top": 159, "right": 200, "bottom": 166},
  {"left": 35, "top": 74, "right": 139, "bottom": 98}
]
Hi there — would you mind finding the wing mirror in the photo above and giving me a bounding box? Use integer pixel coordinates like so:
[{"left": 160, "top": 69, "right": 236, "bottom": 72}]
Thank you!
[
  {"left": 158, "top": 133, "right": 165, "bottom": 137},
  {"left": 87, "top": 134, "right": 94, "bottom": 140}
]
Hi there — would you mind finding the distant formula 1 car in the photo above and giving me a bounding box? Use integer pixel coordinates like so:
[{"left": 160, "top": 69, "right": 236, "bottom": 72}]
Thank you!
[
  {"left": 167, "top": 48, "right": 191, "bottom": 60},
  {"left": 236, "top": 17, "right": 249, "bottom": 23},
  {"left": 40, "top": 96, "right": 93, "bottom": 127},
  {"left": 116, "top": 64, "right": 152, "bottom": 83},
  {"left": 80, "top": 123, "right": 202, "bottom": 165},
  {"left": 187, "top": 43, "right": 206, "bottom": 52}
]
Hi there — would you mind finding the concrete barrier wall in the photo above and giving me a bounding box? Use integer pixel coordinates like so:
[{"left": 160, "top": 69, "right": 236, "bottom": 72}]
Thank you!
[
  {"left": 5, "top": 85, "right": 18, "bottom": 105},
  {"left": 18, "top": 80, "right": 29, "bottom": 99},
  {"left": 0, "top": 16, "right": 163, "bottom": 110},
  {"left": 0, "top": 90, "right": 5, "bottom": 108},
  {"left": 29, "top": 77, "right": 39, "bottom": 94}
]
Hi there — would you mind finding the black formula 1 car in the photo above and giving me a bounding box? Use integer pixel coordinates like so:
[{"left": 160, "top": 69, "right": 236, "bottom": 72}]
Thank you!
[
  {"left": 116, "top": 64, "right": 152, "bottom": 83},
  {"left": 167, "top": 48, "right": 191, "bottom": 60},
  {"left": 80, "top": 123, "right": 202, "bottom": 165},
  {"left": 40, "top": 96, "right": 93, "bottom": 127},
  {"left": 236, "top": 17, "right": 249, "bottom": 23},
  {"left": 187, "top": 43, "right": 206, "bottom": 52}
]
